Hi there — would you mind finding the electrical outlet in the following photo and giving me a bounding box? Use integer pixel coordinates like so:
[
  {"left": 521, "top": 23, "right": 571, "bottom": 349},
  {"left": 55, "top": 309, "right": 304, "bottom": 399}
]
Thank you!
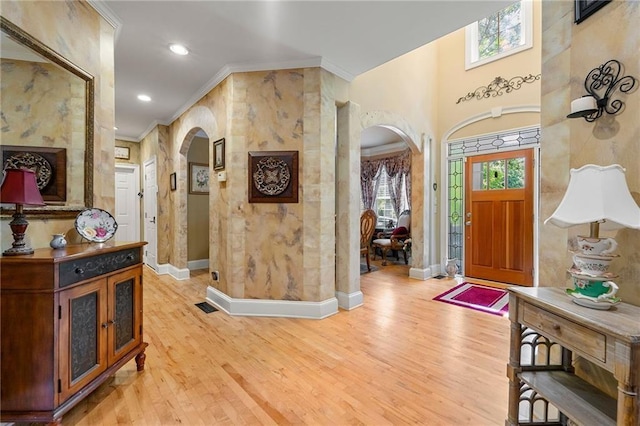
[{"left": 211, "top": 271, "right": 219, "bottom": 281}]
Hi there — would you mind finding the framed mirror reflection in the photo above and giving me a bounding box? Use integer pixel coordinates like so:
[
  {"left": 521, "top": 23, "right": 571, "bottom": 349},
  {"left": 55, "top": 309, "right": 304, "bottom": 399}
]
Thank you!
[{"left": 0, "top": 16, "right": 94, "bottom": 218}]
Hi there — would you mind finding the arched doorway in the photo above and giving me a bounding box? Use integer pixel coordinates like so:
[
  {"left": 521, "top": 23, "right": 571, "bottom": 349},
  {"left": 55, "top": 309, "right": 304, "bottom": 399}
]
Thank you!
[{"left": 186, "top": 130, "right": 210, "bottom": 271}]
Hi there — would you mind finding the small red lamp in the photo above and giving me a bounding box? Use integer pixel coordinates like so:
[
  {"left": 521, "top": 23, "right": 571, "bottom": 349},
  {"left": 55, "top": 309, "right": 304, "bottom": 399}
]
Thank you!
[{"left": 1, "top": 168, "right": 45, "bottom": 256}]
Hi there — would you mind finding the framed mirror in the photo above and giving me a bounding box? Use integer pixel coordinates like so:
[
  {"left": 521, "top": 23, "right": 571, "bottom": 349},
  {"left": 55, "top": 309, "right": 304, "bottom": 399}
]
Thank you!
[{"left": 0, "top": 16, "right": 94, "bottom": 218}]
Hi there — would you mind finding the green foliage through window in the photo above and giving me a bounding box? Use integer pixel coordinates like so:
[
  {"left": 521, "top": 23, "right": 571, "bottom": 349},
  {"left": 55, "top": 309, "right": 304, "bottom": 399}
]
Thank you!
[{"left": 477, "top": 2, "right": 524, "bottom": 60}]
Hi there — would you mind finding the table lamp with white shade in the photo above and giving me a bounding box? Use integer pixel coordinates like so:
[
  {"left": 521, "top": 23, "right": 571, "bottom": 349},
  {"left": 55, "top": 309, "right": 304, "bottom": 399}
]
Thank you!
[{"left": 544, "top": 164, "right": 640, "bottom": 309}]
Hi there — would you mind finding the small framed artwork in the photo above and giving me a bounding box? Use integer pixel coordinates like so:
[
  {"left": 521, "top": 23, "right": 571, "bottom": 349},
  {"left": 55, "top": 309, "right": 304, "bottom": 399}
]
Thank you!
[
  {"left": 248, "top": 151, "right": 298, "bottom": 203},
  {"left": 189, "top": 163, "right": 209, "bottom": 194},
  {"left": 213, "top": 138, "right": 225, "bottom": 171},
  {"left": 115, "top": 146, "right": 130, "bottom": 160},
  {"left": 575, "top": 0, "right": 611, "bottom": 24},
  {"left": 170, "top": 172, "right": 177, "bottom": 191}
]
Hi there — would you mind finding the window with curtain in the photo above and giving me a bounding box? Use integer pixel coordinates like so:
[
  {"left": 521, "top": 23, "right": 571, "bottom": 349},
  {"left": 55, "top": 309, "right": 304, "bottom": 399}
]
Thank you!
[{"left": 360, "top": 149, "right": 411, "bottom": 228}]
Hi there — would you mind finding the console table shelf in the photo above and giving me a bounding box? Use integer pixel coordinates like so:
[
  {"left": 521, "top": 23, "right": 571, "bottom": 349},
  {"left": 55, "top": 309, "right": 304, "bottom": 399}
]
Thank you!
[
  {"left": 519, "top": 371, "right": 617, "bottom": 425},
  {"left": 506, "top": 287, "right": 639, "bottom": 426}
]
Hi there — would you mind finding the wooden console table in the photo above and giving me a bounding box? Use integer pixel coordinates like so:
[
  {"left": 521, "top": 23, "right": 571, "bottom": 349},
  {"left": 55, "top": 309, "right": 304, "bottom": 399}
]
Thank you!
[
  {"left": 506, "top": 287, "right": 639, "bottom": 425},
  {"left": 1, "top": 241, "right": 148, "bottom": 425}
]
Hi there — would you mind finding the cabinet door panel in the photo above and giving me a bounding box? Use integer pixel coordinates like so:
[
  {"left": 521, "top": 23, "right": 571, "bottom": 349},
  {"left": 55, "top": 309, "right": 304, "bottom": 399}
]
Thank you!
[
  {"left": 59, "top": 280, "right": 108, "bottom": 403},
  {"left": 108, "top": 268, "right": 142, "bottom": 364}
]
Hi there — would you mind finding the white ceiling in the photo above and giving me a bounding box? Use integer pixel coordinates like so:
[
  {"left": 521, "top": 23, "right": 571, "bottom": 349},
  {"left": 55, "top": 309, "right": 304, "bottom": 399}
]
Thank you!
[{"left": 91, "top": 1, "right": 511, "bottom": 145}]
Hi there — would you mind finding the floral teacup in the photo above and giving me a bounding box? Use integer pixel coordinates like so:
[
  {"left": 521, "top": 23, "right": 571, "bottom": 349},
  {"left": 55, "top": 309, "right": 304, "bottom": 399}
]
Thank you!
[{"left": 577, "top": 236, "right": 617, "bottom": 255}]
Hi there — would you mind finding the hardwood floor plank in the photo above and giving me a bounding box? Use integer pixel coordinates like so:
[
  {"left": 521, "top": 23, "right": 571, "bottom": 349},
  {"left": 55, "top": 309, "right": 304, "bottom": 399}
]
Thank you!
[{"left": 51, "top": 261, "right": 510, "bottom": 425}]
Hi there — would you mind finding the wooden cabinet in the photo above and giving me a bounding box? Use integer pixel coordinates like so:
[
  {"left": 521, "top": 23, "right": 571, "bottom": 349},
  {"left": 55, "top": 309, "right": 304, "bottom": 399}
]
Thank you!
[
  {"left": 506, "top": 287, "right": 639, "bottom": 426},
  {"left": 1, "top": 242, "right": 148, "bottom": 424}
]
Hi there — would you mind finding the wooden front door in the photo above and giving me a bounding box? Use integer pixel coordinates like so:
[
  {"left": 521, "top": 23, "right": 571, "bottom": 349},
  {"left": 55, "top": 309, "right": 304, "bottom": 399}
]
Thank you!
[{"left": 464, "top": 149, "right": 534, "bottom": 286}]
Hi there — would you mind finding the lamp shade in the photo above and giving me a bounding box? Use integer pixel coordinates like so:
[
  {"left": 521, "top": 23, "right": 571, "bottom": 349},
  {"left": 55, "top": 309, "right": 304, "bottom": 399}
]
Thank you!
[
  {"left": 0, "top": 168, "right": 45, "bottom": 206},
  {"left": 544, "top": 164, "right": 640, "bottom": 230}
]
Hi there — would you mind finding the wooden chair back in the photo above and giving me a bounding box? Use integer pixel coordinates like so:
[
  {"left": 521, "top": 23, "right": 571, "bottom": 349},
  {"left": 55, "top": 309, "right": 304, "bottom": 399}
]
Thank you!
[{"left": 360, "top": 209, "right": 377, "bottom": 249}]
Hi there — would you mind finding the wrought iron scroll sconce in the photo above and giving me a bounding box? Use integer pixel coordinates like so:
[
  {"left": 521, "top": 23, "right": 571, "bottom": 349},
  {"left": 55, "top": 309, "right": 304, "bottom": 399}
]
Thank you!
[{"left": 567, "top": 59, "right": 637, "bottom": 122}]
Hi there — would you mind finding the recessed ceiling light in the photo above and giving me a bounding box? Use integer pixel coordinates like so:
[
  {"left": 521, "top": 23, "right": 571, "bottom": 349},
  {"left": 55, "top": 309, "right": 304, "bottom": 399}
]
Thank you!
[
  {"left": 137, "top": 94, "right": 151, "bottom": 102},
  {"left": 169, "top": 44, "right": 189, "bottom": 55}
]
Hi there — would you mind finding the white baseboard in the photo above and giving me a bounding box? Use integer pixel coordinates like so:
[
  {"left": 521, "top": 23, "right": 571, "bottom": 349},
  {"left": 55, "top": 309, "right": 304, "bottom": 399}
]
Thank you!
[
  {"left": 335, "top": 290, "right": 363, "bottom": 310},
  {"left": 187, "top": 258, "right": 209, "bottom": 271},
  {"left": 206, "top": 286, "right": 339, "bottom": 319},
  {"left": 155, "top": 263, "right": 190, "bottom": 280},
  {"left": 409, "top": 266, "right": 434, "bottom": 280}
]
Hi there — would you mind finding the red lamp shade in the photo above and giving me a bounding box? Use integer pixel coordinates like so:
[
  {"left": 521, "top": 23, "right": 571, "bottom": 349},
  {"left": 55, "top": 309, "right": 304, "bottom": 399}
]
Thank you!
[{"left": 1, "top": 168, "right": 45, "bottom": 206}]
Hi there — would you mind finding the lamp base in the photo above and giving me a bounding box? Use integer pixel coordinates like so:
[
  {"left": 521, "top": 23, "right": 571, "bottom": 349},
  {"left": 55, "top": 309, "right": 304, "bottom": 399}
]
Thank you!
[
  {"left": 3, "top": 208, "right": 34, "bottom": 256},
  {"left": 3, "top": 246, "right": 35, "bottom": 256}
]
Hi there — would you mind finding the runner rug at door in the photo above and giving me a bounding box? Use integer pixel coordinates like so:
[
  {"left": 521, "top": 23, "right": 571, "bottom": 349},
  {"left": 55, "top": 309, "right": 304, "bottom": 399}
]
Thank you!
[{"left": 433, "top": 283, "right": 509, "bottom": 316}]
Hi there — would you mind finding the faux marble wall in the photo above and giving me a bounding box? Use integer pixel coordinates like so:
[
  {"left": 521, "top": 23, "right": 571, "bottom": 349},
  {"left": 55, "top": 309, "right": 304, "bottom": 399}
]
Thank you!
[
  {"left": 139, "top": 125, "right": 171, "bottom": 265},
  {"left": 540, "top": 0, "right": 639, "bottom": 306},
  {"left": 0, "top": 1, "right": 115, "bottom": 251},
  {"left": 170, "top": 69, "right": 336, "bottom": 303}
]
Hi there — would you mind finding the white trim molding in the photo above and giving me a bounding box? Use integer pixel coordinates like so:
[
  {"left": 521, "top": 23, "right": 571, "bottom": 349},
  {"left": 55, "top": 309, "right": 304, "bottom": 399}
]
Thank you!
[
  {"left": 442, "top": 105, "right": 541, "bottom": 142},
  {"left": 409, "top": 266, "right": 434, "bottom": 280},
  {"left": 206, "top": 286, "right": 339, "bottom": 319},
  {"left": 187, "top": 259, "right": 209, "bottom": 271},
  {"left": 153, "top": 263, "right": 191, "bottom": 280},
  {"left": 335, "top": 291, "right": 364, "bottom": 311}
]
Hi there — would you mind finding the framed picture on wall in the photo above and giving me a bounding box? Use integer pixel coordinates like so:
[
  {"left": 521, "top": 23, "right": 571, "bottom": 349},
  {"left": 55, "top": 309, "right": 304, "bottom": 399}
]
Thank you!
[
  {"left": 575, "top": 0, "right": 611, "bottom": 24},
  {"left": 189, "top": 163, "right": 209, "bottom": 194},
  {"left": 1, "top": 145, "right": 67, "bottom": 202},
  {"left": 213, "top": 138, "right": 225, "bottom": 170},
  {"left": 115, "top": 146, "right": 130, "bottom": 160},
  {"left": 248, "top": 151, "right": 298, "bottom": 203}
]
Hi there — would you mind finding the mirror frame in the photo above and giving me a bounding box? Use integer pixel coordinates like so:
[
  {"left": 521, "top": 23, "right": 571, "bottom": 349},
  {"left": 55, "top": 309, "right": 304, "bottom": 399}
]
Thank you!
[{"left": 1, "top": 16, "right": 94, "bottom": 218}]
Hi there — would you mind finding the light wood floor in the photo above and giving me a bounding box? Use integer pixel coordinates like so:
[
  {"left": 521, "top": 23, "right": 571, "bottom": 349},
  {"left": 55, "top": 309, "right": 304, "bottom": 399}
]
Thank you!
[{"left": 60, "top": 259, "right": 511, "bottom": 425}]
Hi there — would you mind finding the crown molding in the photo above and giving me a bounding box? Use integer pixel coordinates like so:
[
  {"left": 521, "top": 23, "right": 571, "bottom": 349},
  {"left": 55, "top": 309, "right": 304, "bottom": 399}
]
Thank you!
[
  {"left": 360, "top": 141, "right": 408, "bottom": 158},
  {"left": 86, "top": 0, "right": 122, "bottom": 41}
]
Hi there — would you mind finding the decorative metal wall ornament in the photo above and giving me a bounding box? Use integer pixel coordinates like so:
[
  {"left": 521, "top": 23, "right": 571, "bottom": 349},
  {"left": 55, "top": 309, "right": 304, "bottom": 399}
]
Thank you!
[
  {"left": 456, "top": 74, "right": 541, "bottom": 104},
  {"left": 248, "top": 151, "right": 298, "bottom": 203},
  {"left": 567, "top": 59, "right": 637, "bottom": 122}
]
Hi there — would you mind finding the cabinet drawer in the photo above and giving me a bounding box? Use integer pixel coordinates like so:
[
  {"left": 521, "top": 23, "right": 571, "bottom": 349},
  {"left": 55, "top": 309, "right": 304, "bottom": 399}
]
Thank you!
[
  {"left": 59, "top": 248, "right": 140, "bottom": 288},
  {"left": 522, "top": 302, "right": 606, "bottom": 363}
]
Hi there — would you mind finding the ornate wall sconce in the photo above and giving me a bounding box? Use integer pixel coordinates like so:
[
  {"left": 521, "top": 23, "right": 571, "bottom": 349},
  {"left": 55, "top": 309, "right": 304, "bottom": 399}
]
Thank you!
[{"left": 567, "top": 59, "right": 637, "bottom": 122}]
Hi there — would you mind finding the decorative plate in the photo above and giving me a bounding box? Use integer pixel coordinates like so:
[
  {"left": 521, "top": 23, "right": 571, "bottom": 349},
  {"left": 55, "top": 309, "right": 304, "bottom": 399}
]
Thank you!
[
  {"left": 253, "top": 156, "right": 290, "bottom": 196},
  {"left": 75, "top": 208, "right": 118, "bottom": 242},
  {"left": 565, "top": 288, "right": 621, "bottom": 310},
  {"left": 4, "top": 152, "right": 52, "bottom": 189}
]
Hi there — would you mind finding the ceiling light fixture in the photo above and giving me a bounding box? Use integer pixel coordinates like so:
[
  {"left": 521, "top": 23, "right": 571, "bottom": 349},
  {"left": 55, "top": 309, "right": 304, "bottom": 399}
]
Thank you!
[
  {"left": 169, "top": 44, "right": 189, "bottom": 55},
  {"left": 137, "top": 94, "right": 151, "bottom": 102}
]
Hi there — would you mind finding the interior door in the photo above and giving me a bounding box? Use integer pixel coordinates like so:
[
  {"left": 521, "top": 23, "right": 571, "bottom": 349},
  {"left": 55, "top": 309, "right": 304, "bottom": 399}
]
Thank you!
[
  {"left": 114, "top": 165, "right": 140, "bottom": 242},
  {"left": 143, "top": 158, "right": 158, "bottom": 271},
  {"left": 464, "top": 149, "right": 533, "bottom": 286}
]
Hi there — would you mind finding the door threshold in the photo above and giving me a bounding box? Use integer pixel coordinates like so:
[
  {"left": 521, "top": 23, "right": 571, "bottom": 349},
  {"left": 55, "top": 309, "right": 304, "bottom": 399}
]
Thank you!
[{"left": 463, "top": 277, "right": 514, "bottom": 290}]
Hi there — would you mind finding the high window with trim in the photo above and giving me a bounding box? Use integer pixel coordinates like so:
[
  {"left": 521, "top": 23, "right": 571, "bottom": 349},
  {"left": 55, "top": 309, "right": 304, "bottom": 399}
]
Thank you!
[{"left": 465, "top": 0, "right": 533, "bottom": 69}]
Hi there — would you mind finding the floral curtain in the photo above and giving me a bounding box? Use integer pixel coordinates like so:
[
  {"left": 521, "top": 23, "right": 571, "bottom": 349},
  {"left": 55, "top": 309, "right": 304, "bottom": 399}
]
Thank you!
[
  {"left": 361, "top": 148, "right": 411, "bottom": 213},
  {"left": 360, "top": 158, "right": 383, "bottom": 210},
  {"left": 381, "top": 149, "right": 412, "bottom": 216}
]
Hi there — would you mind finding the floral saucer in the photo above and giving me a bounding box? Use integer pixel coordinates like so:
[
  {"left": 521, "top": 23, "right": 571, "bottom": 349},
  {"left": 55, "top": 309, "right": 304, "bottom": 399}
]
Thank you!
[
  {"left": 565, "top": 288, "right": 621, "bottom": 310},
  {"left": 75, "top": 208, "right": 118, "bottom": 242},
  {"left": 567, "top": 268, "right": 618, "bottom": 280}
]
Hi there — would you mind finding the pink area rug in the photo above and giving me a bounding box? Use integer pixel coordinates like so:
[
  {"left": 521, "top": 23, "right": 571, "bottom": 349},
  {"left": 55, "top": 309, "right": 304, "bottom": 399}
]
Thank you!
[{"left": 433, "top": 283, "right": 509, "bottom": 316}]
